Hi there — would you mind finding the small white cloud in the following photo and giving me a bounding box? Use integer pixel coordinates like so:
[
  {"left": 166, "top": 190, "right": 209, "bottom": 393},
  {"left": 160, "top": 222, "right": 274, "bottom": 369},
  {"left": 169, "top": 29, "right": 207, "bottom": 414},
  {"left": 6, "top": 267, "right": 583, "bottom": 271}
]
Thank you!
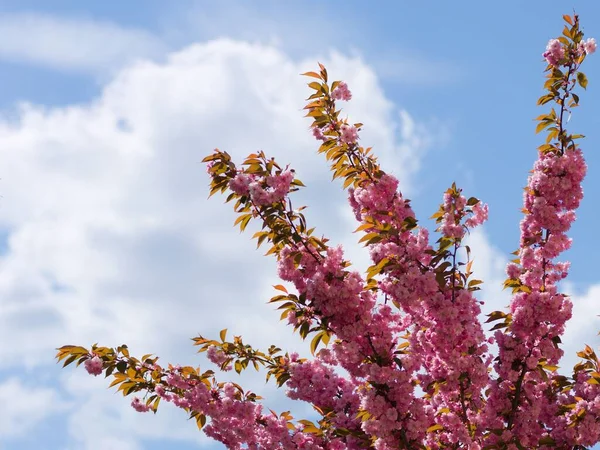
[
  {"left": 464, "top": 227, "right": 511, "bottom": 317},
  {"left": 560, "top": 283, "right": 600, "bottom": 373},
  {"left": 61, "top": 370, "right": 205, "bottom": 450},
  {"left": 0, "top": 377, "right": 65, "bottom": 438},
  {"left": 166, "top": 1, "right": 463, "bottom": 87},
  {"left": 0, "top": 13, "right": 167, "bottom": 73}
]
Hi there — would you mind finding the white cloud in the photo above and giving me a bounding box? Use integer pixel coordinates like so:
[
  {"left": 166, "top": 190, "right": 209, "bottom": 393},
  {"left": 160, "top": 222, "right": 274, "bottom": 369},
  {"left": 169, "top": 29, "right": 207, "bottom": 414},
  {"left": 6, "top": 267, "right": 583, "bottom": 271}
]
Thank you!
[
  {"left": 0, "top": 39, "right": 434, "bottom": 448},
  {"left": 464, "top": 228, "right": 511, "bottom": 319},
  {"left": 0, "top": 13, "right": 167, "bottom": 73},
  {"left": 560, "top": 283, "right": 600, "bottom": 373},
  {"left": 169, "top": 1, "right": 462, "bottom": 87},
  {"left": 0, "top": 377, "right": 65, "bottom": 438},
  {"left": 0, "top": 6, "right": 462, "bottom": 91},
  {"left": 61, "top": 370, "right": 205, "bottom": 450}
]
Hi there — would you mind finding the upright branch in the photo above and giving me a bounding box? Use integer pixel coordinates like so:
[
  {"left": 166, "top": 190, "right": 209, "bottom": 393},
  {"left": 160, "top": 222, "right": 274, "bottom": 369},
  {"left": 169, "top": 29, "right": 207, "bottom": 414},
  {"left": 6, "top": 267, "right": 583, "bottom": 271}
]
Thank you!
[
  {"left": 306, "top": 67, "right": 492, "bottom": 447},
  {"left": 484, "top": 14, "right": 597, "bottom": 448},
  {"left": 204, "top": 127, "right": 425, "bottom": 446}
]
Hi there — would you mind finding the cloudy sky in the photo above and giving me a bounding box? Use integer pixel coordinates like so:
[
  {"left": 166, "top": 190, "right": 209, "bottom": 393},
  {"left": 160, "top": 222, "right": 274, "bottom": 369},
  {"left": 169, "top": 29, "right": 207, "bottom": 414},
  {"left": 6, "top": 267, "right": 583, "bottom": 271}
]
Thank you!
[{"left": 0, "top": 1, "right": 599, "bottom": 449}]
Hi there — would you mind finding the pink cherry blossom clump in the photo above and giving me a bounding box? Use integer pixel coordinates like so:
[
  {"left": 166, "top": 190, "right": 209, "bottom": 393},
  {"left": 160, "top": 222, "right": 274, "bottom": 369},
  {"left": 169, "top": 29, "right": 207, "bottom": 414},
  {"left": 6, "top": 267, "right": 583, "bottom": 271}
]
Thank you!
[
  {"left": 543, "top": 38, "right": 565, "bottom": 66},
  {"left": 332, "top": 81, "right": 352, "bottom": 101},
  {"left": 84, "top": 356, "right": 103, "bottom": 376}
]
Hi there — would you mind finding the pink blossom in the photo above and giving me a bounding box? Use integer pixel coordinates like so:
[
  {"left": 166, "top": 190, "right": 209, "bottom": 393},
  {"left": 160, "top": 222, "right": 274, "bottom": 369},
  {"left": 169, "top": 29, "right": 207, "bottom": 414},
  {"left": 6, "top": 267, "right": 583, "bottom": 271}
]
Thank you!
[
  {"left": 465, "top": 201, "right": 489, "bottom": 228},
  {"left": 229, "top": 172, "right": 253, "bottom": 195},
  {"left": 584, "top": 37, "right": 597, "bottom": 54},
  {"left": 207, "top": 345, "right": 228, "bottom": 367},
  {"left": 332, "top": 81, "right": 352, "bottom": 101},
  {"left": 543, "top": 38, "right": 565, "bottom": 66},
  {"left": 506, "top": 262, "right": 521, "bottom": 279},
  {"left": 131, "top": 397, "right": 151, "bottom": 413},
  {"left": 339, "top": 124, "right": 358, "bottom": 145},
  {"left": 312, "top": 126, "right": 326, "bottom": 141},
  {"left": 84, "top": 356, "right": 103, "bottom": 376}
]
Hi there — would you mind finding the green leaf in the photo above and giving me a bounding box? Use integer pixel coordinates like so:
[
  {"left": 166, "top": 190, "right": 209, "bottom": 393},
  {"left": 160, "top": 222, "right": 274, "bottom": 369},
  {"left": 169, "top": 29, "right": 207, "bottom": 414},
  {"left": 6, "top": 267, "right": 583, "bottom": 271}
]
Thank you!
[
  {"left": 308, "top": 81, "right": 322, "bottom": 91},
  {"left": 535, "top": 121, "right": 552, "bottom": 134},
  {"left": 196, "top": 413, "right": 207, "bottom": 430},
  {"left": 490, "top": 322, "right": 509, "bottom": 331},
  {"left": 539, "top": 435, "right": 556, "bottom": 446},
  {"left": 301, "top": 71, "right": 321, "bottom": 80},
  {"left": 537, "top": 94, "right": 554, "bottom": 106},
  {"left": 577, "top": 72, "right": 588, "bottom": 89},
  {"left": 468, "top": 279, "right": 483, "bottom": 288},
  {"left": 310, "top": 332, "right": 323, "bottom": 355},
  {"left": 486, "top": 310, "right": 507, "bottom": 323}
]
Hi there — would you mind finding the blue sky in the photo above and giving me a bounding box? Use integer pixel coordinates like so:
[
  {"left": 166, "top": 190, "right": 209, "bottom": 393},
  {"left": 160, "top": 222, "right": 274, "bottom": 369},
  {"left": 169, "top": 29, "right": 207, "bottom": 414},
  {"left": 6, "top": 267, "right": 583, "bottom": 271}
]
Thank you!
[{"left": 0, "top": 1, "right": 599, "bottom": 449}]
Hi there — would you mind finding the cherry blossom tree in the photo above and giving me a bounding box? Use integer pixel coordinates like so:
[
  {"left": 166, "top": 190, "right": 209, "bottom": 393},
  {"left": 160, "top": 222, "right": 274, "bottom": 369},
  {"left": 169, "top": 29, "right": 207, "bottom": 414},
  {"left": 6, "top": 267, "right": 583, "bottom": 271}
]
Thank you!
[{"left": 57, "top": 14, "right": 600, "bottom": 449}]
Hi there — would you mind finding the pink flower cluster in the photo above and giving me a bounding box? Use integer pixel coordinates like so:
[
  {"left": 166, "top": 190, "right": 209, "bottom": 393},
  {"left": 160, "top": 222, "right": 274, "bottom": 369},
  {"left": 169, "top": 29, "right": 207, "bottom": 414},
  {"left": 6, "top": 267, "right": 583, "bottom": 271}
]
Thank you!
[
  {"left": 205, "top": 161, "right": 215, "bottom": 174},
  {"left": 439, "top": 190, "right": 488, "bottom": 239},
  {"left": 582, "top": 37, "right": 597, "bottom": 55},
  {"left": 131, "top": 397, "right": 151, "bottom": 413},
  {"left": 207, "top": 345, "right": 232, "bottom": 371},
  {"left": 332, "top": 81, "right": 352, "bottom": 101},
  {"left": 515, "top": 147, "right": 586, "bottom": 290},
  {"left": 276, "top": 215, "right": 429, "bottom": 446},
  {"left": 340, "top": 124, "right": 359, "bottom": 145},
  {"left": 150, "top": 364, "right": 348, "bottom": 449},
  {"left": 348, "top": 167, "right": 491, "bottom": 446},
  {"left": 84, "top": 355, "right": 103, "bottom": 376},
  {"left": 465, "top": 201, "right": 489, "bottom": 228},
  {"left": 484, "top": 143, "right": 588, "bottom": 445},
  {"left": 229, "top": 170, "right": 294, "bottom": 206},
  {"left": 312, "top": 126, "right": 327, "bottom": 141},
  {"left": 551, "top": 371, "right": 600, "bottom": 445},
  {"left": 544, "top": 37, "right": 596, "bottom": 66},
  {"left": 543, "top": 39, "right": 565, "bottom": 66},
  {"left": 286, "top": 356, "right": 362, "bottom": 441}
]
